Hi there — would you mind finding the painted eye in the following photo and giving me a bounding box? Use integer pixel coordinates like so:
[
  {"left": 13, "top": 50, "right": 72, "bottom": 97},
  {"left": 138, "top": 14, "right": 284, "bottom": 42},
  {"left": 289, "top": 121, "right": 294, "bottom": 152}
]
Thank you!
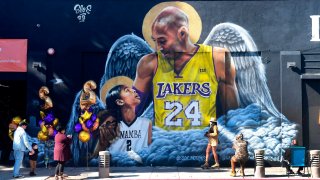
[{"left": 159, "top": 40, "right": 166, "bottom": 45}]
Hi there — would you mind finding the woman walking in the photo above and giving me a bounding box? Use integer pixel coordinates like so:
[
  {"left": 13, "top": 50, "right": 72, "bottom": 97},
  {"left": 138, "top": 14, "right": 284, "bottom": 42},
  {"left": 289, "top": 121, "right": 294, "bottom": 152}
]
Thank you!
[{"left": 201, "top": 117, "right": 219, "bottom": 169}]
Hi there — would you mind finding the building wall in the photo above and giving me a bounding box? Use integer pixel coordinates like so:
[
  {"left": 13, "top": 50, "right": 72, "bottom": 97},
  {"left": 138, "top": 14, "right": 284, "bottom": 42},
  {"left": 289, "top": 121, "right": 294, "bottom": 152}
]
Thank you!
[{"left": 1, "top": 0, "right": 320, "bottom": 166}]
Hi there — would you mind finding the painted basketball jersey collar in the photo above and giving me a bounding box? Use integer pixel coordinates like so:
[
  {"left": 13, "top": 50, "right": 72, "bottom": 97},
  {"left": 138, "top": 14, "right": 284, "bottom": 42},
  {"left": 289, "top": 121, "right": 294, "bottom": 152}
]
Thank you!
[
  {"left": 121, "top": 116, "right": 138, "bottom": 127},
  {"left": 174, "top": 44, "right": 200, "bottom": 76},
  {"left": 158, "top": 44, "right": 200, "bottom": 77}
]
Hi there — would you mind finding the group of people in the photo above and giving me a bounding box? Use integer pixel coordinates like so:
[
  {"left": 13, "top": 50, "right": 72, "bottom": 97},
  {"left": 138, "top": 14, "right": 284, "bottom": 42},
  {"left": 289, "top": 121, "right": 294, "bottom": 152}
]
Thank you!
[
  {"left": 201, "top": 117, "right": 249, "bottom": 177},
  {"left": 12, "top": 120, "right": 72, "bottom": 179},
  {"left": 201, "top": 117, "right": 304, "bottom": 177}
]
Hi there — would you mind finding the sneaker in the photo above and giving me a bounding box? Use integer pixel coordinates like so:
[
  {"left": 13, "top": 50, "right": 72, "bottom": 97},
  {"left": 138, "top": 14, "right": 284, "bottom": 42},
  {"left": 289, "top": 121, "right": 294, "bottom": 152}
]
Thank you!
[
  {"left": 230, "top": 171, "right": 236, "bottom": 177},
  {"left": 29, "top": 172, "right": 36, "bottom": 176},
  {"left": 297, "top": 171, "right": 302, "bottom": 175},
  {"left": 201, "top": 162, "right": 209, "bottom": 169},
  {"left": 211, "top": 163, "right": 220, "bottom": 168},
  {"left": 13, "top": 175, "right": 24, "bottom": 179}
]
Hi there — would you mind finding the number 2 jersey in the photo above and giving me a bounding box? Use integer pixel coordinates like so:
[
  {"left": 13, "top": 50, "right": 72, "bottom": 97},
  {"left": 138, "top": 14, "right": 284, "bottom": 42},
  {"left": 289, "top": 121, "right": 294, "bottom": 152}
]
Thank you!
[
  {"left": 153, "top": 44, "right": 218, "bottom": 131},
  {"left": 109, "top": 117, "right": 150, "bottom": 153}
]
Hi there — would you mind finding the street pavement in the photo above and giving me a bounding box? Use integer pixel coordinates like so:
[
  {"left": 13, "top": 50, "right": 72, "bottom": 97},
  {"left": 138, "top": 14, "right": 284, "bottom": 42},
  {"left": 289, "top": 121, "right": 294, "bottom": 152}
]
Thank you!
[{"left": 0, "top": 165, "right": 317, "bottom": 180}]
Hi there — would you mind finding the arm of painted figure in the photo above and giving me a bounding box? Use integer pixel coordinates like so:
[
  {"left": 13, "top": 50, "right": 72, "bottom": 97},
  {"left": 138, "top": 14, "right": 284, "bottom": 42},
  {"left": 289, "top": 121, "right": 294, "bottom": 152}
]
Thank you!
[
  {"left": 213, "top": 47, "right": 239, "bottom": 114},
  {"left": 133, "top": 54, "right": 157, "bottom": 115}
]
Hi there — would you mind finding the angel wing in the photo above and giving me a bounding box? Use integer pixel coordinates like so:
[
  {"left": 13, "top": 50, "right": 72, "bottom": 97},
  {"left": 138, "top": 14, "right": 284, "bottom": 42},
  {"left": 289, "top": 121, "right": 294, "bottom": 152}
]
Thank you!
[
  {"left": 99, "top": 33, "right": 153, "bottom": 94},
  {"left": 203, "top": 22, "right": 284, "bottom": 119}
]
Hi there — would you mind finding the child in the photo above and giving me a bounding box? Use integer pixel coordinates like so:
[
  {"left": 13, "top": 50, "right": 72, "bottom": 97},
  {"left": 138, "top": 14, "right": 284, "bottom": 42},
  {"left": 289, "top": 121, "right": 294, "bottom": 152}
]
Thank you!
[{"left": 29, "top": 143, "right": 39, "bottom": 176}]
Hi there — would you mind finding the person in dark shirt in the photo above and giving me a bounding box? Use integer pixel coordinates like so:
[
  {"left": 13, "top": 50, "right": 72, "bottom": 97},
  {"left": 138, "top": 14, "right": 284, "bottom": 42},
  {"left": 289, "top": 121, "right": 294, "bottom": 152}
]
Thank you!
[
  {"left": 282, "top": 139, "right": 303, "bottom": 175},
  {"left": 28, "top": 143, "right": 39, "bottom": 176}
]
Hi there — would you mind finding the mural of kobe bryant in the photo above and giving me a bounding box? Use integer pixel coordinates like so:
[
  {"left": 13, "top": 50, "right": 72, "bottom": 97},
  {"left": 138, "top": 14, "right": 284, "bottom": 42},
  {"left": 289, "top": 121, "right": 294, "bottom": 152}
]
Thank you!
[
  {"left": 131, "top": 2, "right": 297, "bottom": 165},
  {"left": 67, "top": 1, "right": 298, "bottom": 166}
]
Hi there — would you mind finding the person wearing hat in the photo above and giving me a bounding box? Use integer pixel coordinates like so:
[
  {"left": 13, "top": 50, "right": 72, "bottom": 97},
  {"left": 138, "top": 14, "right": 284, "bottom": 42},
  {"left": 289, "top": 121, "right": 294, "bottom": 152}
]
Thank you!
[
  {"left": 12, "top": 119, "right": 34, "bottom": 178},
  {"left": 201, "top": 117, "right": 219, "bottom": 169},
  {"left": 230, "top": 133, "right": 248, "bottom": 177}
]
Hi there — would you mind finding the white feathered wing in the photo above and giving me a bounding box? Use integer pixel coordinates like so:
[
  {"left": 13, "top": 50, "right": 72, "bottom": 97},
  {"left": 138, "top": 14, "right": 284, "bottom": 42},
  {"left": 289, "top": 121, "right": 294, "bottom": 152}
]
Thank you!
[{"left": 203, "top": 22, "right": 284, "bottom": 119}]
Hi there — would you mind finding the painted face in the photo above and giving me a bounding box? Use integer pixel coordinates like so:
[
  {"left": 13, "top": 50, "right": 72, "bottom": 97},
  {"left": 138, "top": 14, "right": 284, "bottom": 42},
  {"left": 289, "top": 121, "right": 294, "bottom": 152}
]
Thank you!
[
  {"left": 152, "top": 23, "right": 181, "bottom": 60},
  {"left": 119, "top": 86, "right": 141, "bottom": 107}
]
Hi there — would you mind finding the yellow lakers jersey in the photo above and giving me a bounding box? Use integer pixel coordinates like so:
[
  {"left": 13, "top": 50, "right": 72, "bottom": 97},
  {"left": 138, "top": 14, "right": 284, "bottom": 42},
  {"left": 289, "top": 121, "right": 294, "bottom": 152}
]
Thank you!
[{"left": 153, "top": 44, "right": 218, "bottom": 131}]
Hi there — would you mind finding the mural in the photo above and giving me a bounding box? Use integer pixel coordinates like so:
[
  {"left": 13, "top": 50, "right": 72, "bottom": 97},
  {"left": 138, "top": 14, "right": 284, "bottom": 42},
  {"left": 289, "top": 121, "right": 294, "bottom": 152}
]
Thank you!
[{"left": 63, "top": 1, "right": 298, "bottom": 166}]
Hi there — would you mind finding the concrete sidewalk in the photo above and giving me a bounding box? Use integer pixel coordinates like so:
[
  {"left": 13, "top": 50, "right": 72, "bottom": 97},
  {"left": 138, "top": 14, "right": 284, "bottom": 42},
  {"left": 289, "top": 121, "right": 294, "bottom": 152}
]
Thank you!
[{"left": 0, "top": 166, "right": 317, "bottom": 180}]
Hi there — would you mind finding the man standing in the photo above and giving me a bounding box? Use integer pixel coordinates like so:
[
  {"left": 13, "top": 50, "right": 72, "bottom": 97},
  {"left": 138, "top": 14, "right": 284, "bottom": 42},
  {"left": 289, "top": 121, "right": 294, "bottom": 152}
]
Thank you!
[
  {"left": 13, "top": 120, "right": 34, "bottom": 178},
  {"left": 134, "top": 6, "right": 239, "bottom": 130}
]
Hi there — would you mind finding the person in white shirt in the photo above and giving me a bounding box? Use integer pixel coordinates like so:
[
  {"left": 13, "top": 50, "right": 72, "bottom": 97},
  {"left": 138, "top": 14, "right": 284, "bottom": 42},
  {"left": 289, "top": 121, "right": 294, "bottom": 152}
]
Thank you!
[{"left": 12, "top": 120, "right": 34, "bottom": 178}]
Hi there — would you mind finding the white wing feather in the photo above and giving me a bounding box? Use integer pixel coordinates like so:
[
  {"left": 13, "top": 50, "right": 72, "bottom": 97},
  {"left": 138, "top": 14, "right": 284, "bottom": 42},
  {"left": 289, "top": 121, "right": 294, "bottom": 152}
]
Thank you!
[{"left": 204, "top": 22, "right": 284, "bottom": 119}]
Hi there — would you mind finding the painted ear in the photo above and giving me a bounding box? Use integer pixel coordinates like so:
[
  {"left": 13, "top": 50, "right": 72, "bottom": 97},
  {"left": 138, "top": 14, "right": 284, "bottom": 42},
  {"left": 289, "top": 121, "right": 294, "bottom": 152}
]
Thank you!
[
  {"left": 178, "top": 26, "right": 188, "bottom": 40},
  {"left": 115, "top": 99, "right": 124, "bottom": 106}
]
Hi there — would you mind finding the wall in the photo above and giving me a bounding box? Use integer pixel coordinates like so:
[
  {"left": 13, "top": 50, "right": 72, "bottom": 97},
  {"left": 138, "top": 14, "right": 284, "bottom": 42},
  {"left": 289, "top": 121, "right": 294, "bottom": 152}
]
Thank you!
[{"left": 1, "top": 0, "right": 320, "bottom": 166}]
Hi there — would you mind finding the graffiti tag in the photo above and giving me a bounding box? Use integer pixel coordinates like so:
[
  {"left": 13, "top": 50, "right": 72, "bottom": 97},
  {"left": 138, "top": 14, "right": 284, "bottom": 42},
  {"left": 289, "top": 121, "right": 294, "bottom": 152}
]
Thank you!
[{"left": 74, "top": 4, "right": 92, "bottom": 23}]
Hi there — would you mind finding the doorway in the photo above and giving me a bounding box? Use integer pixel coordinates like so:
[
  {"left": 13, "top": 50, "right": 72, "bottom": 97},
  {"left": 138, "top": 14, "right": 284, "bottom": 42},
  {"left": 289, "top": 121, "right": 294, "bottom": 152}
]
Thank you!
[{"left": 0, "top": 80, "right": 27, "bottom": 165}]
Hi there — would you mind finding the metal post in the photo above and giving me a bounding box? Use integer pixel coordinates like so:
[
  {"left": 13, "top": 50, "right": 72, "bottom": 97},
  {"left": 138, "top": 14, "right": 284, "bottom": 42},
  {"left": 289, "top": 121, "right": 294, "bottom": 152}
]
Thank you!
[
  {"left": 254, "top": 149, "right": 265, "bottom": 178},
  {"left": 99, "top": 151, "right": 110, "bottom": 178},
  {"left": 310, "top": 150, "right": 320, "bottom": 178}
]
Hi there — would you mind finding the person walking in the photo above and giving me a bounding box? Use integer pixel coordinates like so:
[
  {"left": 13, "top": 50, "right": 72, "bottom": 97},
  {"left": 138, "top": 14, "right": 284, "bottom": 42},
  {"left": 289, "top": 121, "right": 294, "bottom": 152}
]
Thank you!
[
  {"left": 54, "top": 125, "right": 72, "bottom": 179},
  {"left": 201, "top": 117, "right": 219, "bottom": 169},
  {"left": 12, "top": 120, "right": 34, "bottom": 178}
]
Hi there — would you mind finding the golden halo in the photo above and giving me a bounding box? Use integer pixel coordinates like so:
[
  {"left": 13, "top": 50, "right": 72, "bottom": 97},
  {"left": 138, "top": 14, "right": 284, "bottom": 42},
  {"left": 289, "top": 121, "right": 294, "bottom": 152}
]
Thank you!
[
  {"left": 100, "top": 76, "right": 133, "bottom": 105},
  {"left": 142, "top": 1, "right": 202, "bottom": 50}
]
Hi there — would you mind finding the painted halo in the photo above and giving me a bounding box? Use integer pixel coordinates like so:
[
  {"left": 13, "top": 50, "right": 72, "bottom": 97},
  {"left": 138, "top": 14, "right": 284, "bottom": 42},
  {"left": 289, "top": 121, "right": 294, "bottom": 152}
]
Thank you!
[
  {"left": 142, "top": 1, "right": 202, "bottom": 50},
  {"left": 100, "top": 76, "right": 134, "bottom": 105}
]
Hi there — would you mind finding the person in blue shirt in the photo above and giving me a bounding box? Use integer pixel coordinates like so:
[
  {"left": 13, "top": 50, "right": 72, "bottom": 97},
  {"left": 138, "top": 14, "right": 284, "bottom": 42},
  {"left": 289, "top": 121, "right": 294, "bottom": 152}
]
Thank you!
[{"left": 12, "top": 120, "right": 34, "bottom": 178}]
